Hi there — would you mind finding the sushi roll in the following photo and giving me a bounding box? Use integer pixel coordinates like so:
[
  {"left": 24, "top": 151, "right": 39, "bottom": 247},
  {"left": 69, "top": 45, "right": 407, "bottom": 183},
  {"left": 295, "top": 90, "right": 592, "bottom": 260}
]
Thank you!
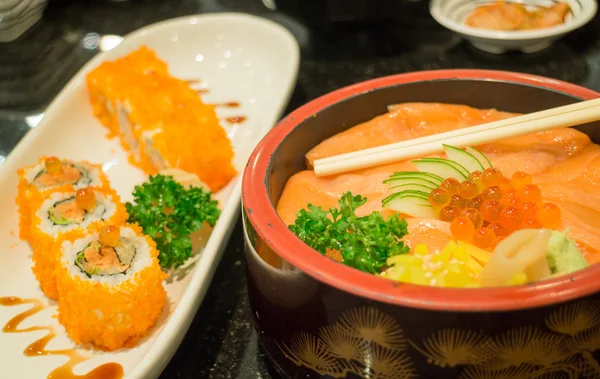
[
  {"left": 17, "top": 156, "right": 112, "bottom": 241},
  {"left": 56, "top": 224, "right": 166, "bottom": 351},
  {"left": 30, "top": 187, "right": 127, "bottom": 300},
  {"left": 86, "top": 46, "right": 237, "bottom": 192}
]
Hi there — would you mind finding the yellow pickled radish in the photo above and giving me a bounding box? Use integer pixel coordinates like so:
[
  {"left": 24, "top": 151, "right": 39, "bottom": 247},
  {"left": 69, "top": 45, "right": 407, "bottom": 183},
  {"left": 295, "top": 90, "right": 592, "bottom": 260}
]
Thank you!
[
  {"left": 381, "top": 242, "right": 479, "bottom": 288},
  {"left": 45, "top": 156, "right": 62, "bottom": 174},
  {"left": 99, "top": 225, "right": 120, "bottom": 247},
  {"left": 76, "top": 188, "right": 96, "bottom": 211}
]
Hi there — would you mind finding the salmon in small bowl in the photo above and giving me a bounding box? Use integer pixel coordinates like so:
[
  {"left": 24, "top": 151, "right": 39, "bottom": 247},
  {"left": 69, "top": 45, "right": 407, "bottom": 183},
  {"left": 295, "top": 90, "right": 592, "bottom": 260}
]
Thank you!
[{"left": 242, "top": 70, "right": 600, "bottom": 378}]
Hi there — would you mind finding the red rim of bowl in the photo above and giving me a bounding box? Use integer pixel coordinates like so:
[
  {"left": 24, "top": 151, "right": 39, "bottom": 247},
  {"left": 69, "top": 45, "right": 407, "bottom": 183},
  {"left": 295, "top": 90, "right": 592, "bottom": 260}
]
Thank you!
[{"left": 242, "top": 69, "right": 600, "bottom": 312}]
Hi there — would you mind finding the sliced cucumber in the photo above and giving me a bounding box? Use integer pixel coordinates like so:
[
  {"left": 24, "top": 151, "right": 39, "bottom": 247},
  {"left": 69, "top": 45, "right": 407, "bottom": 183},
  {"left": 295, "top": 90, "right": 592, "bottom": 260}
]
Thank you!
[
  {"left": 384, "top": 176, "right": 438, "bottom": 191},
  {"left": 386, "top": 171, "right": 444, "bottom": 185},
  {"left": 390, "top": 183, "right": 437, "bottom": 193},
  {"left": 466, "top": 146, "right": 492, "bottom": 169},
  {"left": 415, "top": 158, "right": 469, "bottom": 178},
  {"left": 412, "top": 159, "right": 468, "bottom": 180},
  {"left": 443, "top": 144, "right": 484, "bottom": 173},
  {"left": 382, "top": 191, "right": 436, "bottom": 218}
]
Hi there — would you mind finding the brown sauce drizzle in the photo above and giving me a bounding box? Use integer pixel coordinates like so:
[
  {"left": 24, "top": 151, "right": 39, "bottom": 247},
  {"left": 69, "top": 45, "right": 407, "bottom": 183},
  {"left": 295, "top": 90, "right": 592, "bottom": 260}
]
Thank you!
[
  {"left": 0, "top": 297, "right": 124, "bottom": 379},
  {"left": 225, "top": 116, "right": 247, "bottom": 124},
  {"left": 212, "top": 101, "right": 240, "bottom": 108},
  {"left": 184, "top": 79, "right": 201, "bottom": 84}
]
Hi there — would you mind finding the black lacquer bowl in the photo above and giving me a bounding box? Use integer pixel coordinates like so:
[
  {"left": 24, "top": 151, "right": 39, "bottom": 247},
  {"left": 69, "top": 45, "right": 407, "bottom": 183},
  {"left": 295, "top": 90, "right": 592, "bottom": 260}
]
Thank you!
[{"left": 242, "top": 70, "right": 600, "bottom": 378}]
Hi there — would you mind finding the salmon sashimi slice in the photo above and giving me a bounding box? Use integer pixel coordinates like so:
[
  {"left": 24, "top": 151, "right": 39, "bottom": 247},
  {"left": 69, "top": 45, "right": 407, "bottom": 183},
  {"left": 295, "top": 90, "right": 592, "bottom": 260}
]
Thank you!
[
  {"left": 278, "top": 102, "right": 599, "bottom": 259},
  {"left": 403, "top": 218, "right": 452, "bottom": 253},
  {"left": 465, "top": 1, "right": 570, "bottom": 31},
  {"left": 305, "top": 103, "right": 518, "bottom": 167}
]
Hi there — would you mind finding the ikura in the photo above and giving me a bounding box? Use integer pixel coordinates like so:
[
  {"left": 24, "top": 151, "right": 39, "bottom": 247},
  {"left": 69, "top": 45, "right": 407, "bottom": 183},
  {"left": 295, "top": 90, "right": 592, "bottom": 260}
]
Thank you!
[
  {"left": 480, "top": 200, "right": 502, "bottom": 222},
  {"left": 518, "top": 184, "right": 542, "bottom": 205},
  {"left": 439, "top": 205, "right": 461, "bottom": 222},
  {"left": 450, "top": 216, "right": 475, "bottom": 241},
  {"left": 429, "top": 188, "right": 451, "bottom": 208},
  {"left": 488, "top": 222, "right": 506, "bottom": 237},
  {"left": 521, "top": 202, "right": 538, "bottom": 219},
  {"left": 538, "top": 202, "right": 562, "bottom": 229},
  {"left": 45, "top": 156, "right": 62, "bottom": 174},
  {"left": 481, "top": 168, "right": 503, "bottom": 187},
  {"left": 468, "top": 171, "right": 484, "bottom": 190},
  {"left": 511, "top": 171, "right": 532, "bottom": 190},
  {"left": 481, "top": 186, "right": 503, "bottom": 202},
  {"left": 499, "top": 206, "right": 524, "bottom": 231},
  {"left": 99, "top": 225, "right": 120, "bottom": 247},
  {"left": 440, "top": 178, "right": 460, "bottom": 194},
  {"left": 75, "top": 188, "right": 96, "bottom": 211},
  {"left": 458, "top": 180, "right": 479, "bottom": 199},
  {"left": 463, "top": 208, "right": 483, "bottom": 229},
  {"left": 522, "top": 218, "right": 542, "bottom": 229},
  {"left": 466, "top": 195, "right": 483, "bottom": 210},
  {"left": 449, "top": 194, "right": 467, "bottom": 209},
  {"left": 473, "top": 227, "right": 496, "bottom": 250}
]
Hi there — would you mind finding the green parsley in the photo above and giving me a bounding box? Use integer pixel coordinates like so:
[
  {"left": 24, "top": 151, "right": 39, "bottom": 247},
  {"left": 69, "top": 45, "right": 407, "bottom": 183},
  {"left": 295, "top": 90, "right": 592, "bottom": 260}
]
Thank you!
[
  {"left": 126, "top": 174, "right": 220, "bottom": 270},
  {"left": 289, "top": 191, "right": 409, "bottom": 274}
]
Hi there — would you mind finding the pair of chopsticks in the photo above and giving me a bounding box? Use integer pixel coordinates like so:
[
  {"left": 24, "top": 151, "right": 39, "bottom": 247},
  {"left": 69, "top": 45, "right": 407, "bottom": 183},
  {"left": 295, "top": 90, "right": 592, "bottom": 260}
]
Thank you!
[{"left": 313, "top": 98, "right": 600, "bottom": 177}]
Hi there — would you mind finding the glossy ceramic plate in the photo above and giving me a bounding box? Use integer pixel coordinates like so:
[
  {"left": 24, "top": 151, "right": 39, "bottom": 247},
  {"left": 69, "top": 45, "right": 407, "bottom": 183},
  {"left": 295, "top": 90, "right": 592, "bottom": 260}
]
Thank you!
[{"left": 0, "top": 13, "right": 299, "bottom": 379}]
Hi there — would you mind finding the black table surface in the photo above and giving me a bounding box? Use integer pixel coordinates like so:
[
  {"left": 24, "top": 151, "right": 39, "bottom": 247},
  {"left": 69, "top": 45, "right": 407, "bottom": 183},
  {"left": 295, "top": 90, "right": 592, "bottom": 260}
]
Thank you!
[{"left": 3, "top": 0, "right": 600, "bottom": 378}]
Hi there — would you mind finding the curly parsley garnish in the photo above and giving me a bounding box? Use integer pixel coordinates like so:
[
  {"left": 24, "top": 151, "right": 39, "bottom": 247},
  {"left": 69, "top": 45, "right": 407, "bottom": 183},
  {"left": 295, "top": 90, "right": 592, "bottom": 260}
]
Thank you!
[
  {"left": 126, "top": 174, "right": 220, "bottom": 270},
  {"left": 289, "top": 191, "right": 409, "bottom": 274}
]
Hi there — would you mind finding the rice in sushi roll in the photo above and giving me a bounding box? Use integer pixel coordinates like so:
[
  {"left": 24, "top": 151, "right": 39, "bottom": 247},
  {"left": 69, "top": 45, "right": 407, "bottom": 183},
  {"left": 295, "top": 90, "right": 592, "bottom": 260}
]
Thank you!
[
  {"left": 17, "top": 156, "right": 112, "bottom": 241},
  {"left": 30, "top": 187, "right": 127, "bottom": 300},
  {"left": 56, "top": 224, "right": 166, "bottom": 351}
]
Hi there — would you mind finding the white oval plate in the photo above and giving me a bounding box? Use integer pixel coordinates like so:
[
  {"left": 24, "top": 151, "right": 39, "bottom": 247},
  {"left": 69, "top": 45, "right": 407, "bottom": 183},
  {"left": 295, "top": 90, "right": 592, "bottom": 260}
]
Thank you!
[{"left": 0, "top": 13, "right": 299, "bottom": 379}]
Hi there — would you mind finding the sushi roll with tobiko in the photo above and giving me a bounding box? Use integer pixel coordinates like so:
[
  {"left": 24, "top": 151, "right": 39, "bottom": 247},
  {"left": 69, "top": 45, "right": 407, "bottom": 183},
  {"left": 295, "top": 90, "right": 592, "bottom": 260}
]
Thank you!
[
  {"left": 17, "top": 156, "right": 112, "bottom": 241},
  {"left": 30, "top": 187, "right": 127, "bottom": 300},
  {"left": 56, "top": 224, "right": 166, "bottom": 351}
]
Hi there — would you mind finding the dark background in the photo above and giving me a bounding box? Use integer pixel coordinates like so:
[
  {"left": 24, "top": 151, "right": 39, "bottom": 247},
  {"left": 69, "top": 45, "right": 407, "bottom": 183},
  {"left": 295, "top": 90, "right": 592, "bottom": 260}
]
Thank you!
[{"left": 2, "top": 0, "right": 600, "bottom": 377}]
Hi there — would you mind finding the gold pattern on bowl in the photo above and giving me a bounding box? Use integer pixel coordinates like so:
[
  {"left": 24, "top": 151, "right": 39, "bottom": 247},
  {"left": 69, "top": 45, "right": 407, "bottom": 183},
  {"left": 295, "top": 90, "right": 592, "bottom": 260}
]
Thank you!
[{"left": 278, "top": 301, "right": 600, "bottom": 378}]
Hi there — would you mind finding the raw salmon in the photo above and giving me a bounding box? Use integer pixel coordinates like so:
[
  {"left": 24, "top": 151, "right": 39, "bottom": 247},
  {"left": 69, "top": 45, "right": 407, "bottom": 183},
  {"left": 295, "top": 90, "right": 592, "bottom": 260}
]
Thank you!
[{"left": 277, "top": 103, "right": 600, "bottom": 261}]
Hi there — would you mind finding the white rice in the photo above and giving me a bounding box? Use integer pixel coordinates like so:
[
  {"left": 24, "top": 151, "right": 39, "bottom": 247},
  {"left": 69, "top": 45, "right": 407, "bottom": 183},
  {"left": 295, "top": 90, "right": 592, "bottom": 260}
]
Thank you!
[
  {"left": 34, "top": 191, "right": 117, "bottom": 236},
  {"left": 116, "top": 101, "right": 140, "bottom": 160},
  {"left": 23, "top": 160, "right": 103, "bottom": 190},
  {"left": 60, "top": 226, "right": 153, "bottom": 286}
]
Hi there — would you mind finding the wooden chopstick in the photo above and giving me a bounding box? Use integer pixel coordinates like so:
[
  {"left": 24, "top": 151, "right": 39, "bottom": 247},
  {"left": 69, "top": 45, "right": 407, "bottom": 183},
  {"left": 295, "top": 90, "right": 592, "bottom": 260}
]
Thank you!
[{"left": 313, "top": 98, "right": 600, "bottom": 177}]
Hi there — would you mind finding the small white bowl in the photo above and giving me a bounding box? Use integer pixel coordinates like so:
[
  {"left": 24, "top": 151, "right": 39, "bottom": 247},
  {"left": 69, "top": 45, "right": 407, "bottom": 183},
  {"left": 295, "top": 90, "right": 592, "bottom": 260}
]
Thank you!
[{"left": 430, "top": 0, "right": 598, "bottom": 54}]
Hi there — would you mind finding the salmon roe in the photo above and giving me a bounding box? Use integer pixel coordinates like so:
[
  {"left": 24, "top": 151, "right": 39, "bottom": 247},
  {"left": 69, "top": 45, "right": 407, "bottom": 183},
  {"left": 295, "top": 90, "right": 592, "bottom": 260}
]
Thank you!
[
  {"left": 466, "top": 195, "right": 483, "bottom": 210},
  {"left": 425, "top": 166, "right": 563, "bottom": 246},
  {"left": 499, "top": 177, "right": 514, "bottom": 193},
  {"left": 450, "top": 216, "right": 475, "bottom": 241},
  {"left": 499, "top": 206, "right": 524, "bottom": 231},
  {"left": 463, "top": 208, "right": 483, "bottom": 229},
  {"left": 488, "top": 222, "right": 506, "bottom": 237},
  {"left": 429, "top": 188, "right": 451, "bottom": 208},
  {"left": 45, "top": 156, "right": 62, "bottom": 174},
  {"left": 521, "top": 202, "right": 538, "bottom": 219},
  {"left": 482, "top": 186, "right": 503, "bottom": 202},
  {"left": 480, "top": 200, "right": 502, "bottom": 222},
  {"left": 473, "top": 227, "right": 496, "bottom": 250},
  {"left": 511, "top": 171, "right": 532, "bottom": 190},
  {"left": 99, "top": 225, "right": 120, "bottom": 247},
  {"left": 458, "top": 180, "right": 479, "bottom": 199},
  {"left": 440, "top": 178, "right": 460, "bottom": 194},
  {"left": 518, "top": 184, "right": 542, "bottom": 205},
  {"left": 468, "top": 171, "right": 484, "bottom": 190},
  {"left": 449, "top": 194, "right": 467, "bottom": 210},
  {"left": 440, "top": 205, "right": 461, "bottom": 222},
  {"left": 481, "top": 168, "right": 503, "bottom": 187},
  {"left": 75, "top": 188, "right": 96, "bottom": 211},
  {"left": 502, "top": 190, "right": 520, "bottom": 207},
  {"left": 522, "top": 217, "right": 542, "bottom": 229},
  {"left": 538, "top": 202, "right": 562, "bottom": 229}
]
